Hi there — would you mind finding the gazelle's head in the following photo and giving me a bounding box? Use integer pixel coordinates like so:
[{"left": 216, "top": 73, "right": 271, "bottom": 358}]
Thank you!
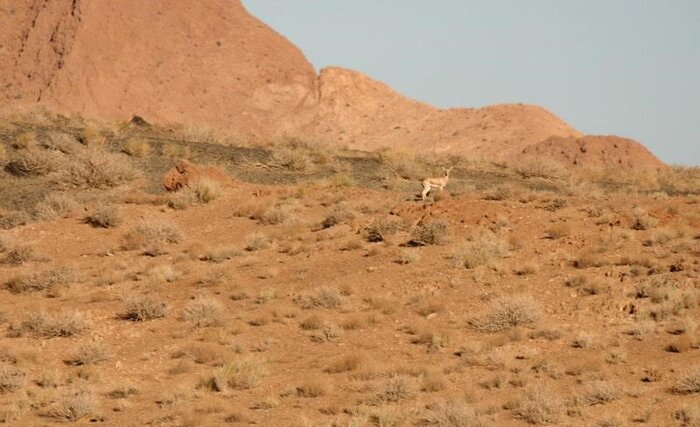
[{"left": 441, "top": 166, "right": 454, "bottom": 177}]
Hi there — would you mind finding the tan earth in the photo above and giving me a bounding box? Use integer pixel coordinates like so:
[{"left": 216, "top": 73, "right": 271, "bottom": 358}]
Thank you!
[
  {"left": 1, "top": 0, "right": 662, "bottom": 168},
  {"left": 0, "top": 1, "right": 696, "bottom": 426}
]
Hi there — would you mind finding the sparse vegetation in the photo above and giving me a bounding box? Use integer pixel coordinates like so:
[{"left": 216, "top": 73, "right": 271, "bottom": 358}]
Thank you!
[
  {"left": 470, "top": 294, "right": 541, "bottom": 333},
  {"left": 9, "top": 310, "right": 88, "bottom": 338},
  {"left": 86, "top": 206, "right": 121, "bottom": 228},
  {"left": 122, "top": 296, "right": 168, "bottom": 321},
  {"left": 411, "top": 219, "right": 449, "bottom": 245},
  {"left": 452, "top": 231, "right": 509, "bottom": 269},
  {"left": 182, "top": 296, "right": 225, "bottom": 327}
]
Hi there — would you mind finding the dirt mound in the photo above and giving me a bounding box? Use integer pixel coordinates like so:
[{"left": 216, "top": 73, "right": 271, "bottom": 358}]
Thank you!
[
  {"left": 521, "top": 135, "right": 666, "bottom": 169},
  {"left": 162, "top": 160, "right": 231, "bottom": 191},
  {"left": 1, "top": 1, "right": 663, "bottom": 168}
]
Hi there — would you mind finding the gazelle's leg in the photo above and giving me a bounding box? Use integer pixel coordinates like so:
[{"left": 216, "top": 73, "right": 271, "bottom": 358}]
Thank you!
[{"left": 421, "top": 183, "right": 431, "bottom": 200}]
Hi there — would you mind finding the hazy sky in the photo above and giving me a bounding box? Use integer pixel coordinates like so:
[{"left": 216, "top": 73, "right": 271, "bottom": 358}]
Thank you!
[{"left": 243, "top": 1, "right": 700, "bottom": 165}]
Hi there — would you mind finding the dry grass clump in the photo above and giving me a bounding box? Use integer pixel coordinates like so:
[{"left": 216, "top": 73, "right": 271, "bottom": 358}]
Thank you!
[
  {"left": 84, "top": 206, "right": 120, "bottom": 228},
  {"left": 207, "top": 357, "right": 266, "bottom": 391},
  {"left": 419, "top": 399, "right": 483, "bottom": 427},
  {"left": 544, "top": 223, "right": 571, "bottom": 240},
  {"left": 258, "top": 204, "right": 296, "bottom": 225},
  {"left": 9, "top": 310, "right": 88, "bottom": 338},
  {"left": 584, "top": 380, "right": 625, "bottom": 405},
  {"left": 0, "top": 143, "right": 6, "bottom": 162},
  {"left": 513, "top": 386, "right": 564, "bottom": 425},
  {"left": 65, "top": 342, "right": 110, "bottom": 366},
  {"left": 294, "top": 287, "right": 344, "bottom": 309},
  {"left": 44, "top": 389, "right": 96, "bottom": 422},
  {"left": 122, "top": 219, "right": 183, "bottom": 254},
  {"left": 369, "top": 376, "right": 415, "bottom": 405},
  {"left": 321, "top": 203, "right": 356, "bottom": 228},
  {"left": 396, "top": 248, "right": 421, "bottom": 265},
  {"left": 452, "top": 231, "right": 509, "bottom": 269},
  {"left": 675, "top": 405, "right": 700, "bottom": 426},
  {"left": 0, "top": 242, "right": 37, "bottom": 266},
  {"left": 168, "top": 179, "right": 223, "bottom": 209},
  {"left": 182, "top": 296, "right": 225, "bottom": 328},
  {"left": 0, "top": 209, "right": 31, "bottom": 230},
  {"left": 365, "top": 218, "right": 405, "bottom": 242},
  {"left": 324, "top": 354, "right": 364, "bottom": 374},
  {"left": 470, "top": 294, "right": 541, "bottom": 333},
  {"left": 411, "top": 219, "right": 449, "bottom": 245},
  {"left": 271, "top": 147, "right": 312, "bottom": 172},
  {"left": 6, "top": 148, "right": 66, "bottom": 176},
  {"left": 53, "top": 148, "right": 139, "bottom": 189},
  {"left": 122, "top": 295, "right": 168, "bottom": 321},
  {"left": 673, "top": 369, "right": 700, "bottom": 394},
  {"left": 34, "top": 192, "right": 80, "bottom": 220},
  {"left": 378, "top": 149, "right": 428, "bottom": 180},
  {"left": 631, "top": 207, "right": 658, "bottom": 230},
  {"left": 310, "top": 323, "right": 344, "bottom": 343},
  {"left": 122, "top": 138, "right": 151, "bottom": 157},
  {"left": 0, "top": 364, "right": 26, "bottom": 394},
  {"left": 295, "top": 379, "right": 329, "bottom": 398},
  {"left": 244, "top": 232, "right": 272, "bottom": 251},
  {"left": 5, "top": 266, "right": 74, "bottom": 294}
]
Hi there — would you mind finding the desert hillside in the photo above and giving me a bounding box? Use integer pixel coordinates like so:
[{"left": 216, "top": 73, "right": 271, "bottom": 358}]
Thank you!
[
  {"left": 0, "top": 1, "right": 663, "bottom": 168},
  {"left": 0, "top": 113, "right": 698, "bottom": 426}
]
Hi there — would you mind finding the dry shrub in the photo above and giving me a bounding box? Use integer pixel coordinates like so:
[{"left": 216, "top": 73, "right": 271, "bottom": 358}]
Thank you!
[
  {"left": 295, "top": 287, "right": 344, "bottom": 309},
  {"left": 122, "top": 295, "right": 168, "bottom": 321},
  {"left": 419, "top": 399, "right": 482, "bottom": 427},
  {"left": 396, "top": 249, "right": 421, "bottom": 265},
  {"left": 208, "top": 357, "right": 266, "bottom": 391},
  {"left": 0, "top": 243, "right": 37, "bottom": 266},
  {"left": 0, "top": 209, "right": 31, "bottom": 230},
  {"left": 324, "top": 354, "right": 363, "bottom": 374},
  {"left": 675, "top": 405, "right": 700, "bottom": 426},
  {"left": 34, "top": 192, "right": 79, "bottom": 220},
  {"left": 10, "top": 310, "right": 88, "bottom": 338},
  {"left": 631, "top": 207, "right": 658, "bottom": 230},
  {"left": 122, "top": 138, "right": 151, "bottom": 157},
  {"left": 79, "top": 127, "right": 107, "bottom": 147},
  {"left": 12, "top": 131, "right": 37, "bottom": 150},
  {"left": 365, "top": 218, "right": 404, "bottom": 242},
  {"left": 452, "top": 231, "right": 509, "bottom": 269},
  {"left": 182, "top": 296, "right": 225, "bottom": 328},
  {"left": 310, "top": 323, "right": 344, "bottom": 343},
  {"left": 258, "top": 204, "right": 295, "bottom": 225},
  {"left": 369, "top": 376, "right": 415, "bottom": 405},
  {"left": 544, "top": 223, "right": 571, "bottom": 240},
  {"left": 6, "top": 149, "right": 66, "bottom": 176},
  {"left": 513, "top": 386, "right": 564, "bottom": 425},
  {"left": 470, "top": 294, "right": 540, "bottom": 333},
  {"left": 86, "top": 206, "right": 121, "bottom": 228},
  {"left": 411, "top": 219, "right": 449, "bottom": 245},
  {"left": 5, "top": 266, "right": 74, "bottom": 294},
  {"left": 169, "top": 179, "right": 222, "bottom": 209},
  {"left": 53, "top": 148, "right": 139, "bottom": 189},
  {"left": 0, "top": 364, "right": 26, "bottom": 394},
  {"left": 244, "top": 232, "right": 272, "bottom": 251},
  {"left": 122, "top": 219, "right": 183, "bottom": 254},
  {"left": 421, "top": 371, "right": 447, "bottom": 392},
  {"left": 321, "top": 203, "right": 356, "bottom": 228},
  {"left": 45, "top": 389, "right": 96, "bottom": 422},
  {"left": 584, "top": 381, "right": 625, "bottom": 405},
  {"left": 673, "top": 369, "right": 700, "bottom": 394},
  {"left": 271, "top": 147, "right": 312, "bottom": 172},
  {"left": 299, "top": 315, "right": 323, "bottom": 331},
  {"left": 296, "top": 379, "right": 329, "bottom": 398},
  {"left": 65, "top": 342, "right": 110, "bottom": 366}
]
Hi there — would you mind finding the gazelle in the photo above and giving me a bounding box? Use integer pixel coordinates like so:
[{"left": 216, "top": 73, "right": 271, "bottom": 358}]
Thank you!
[{"left": 421, "top": 167, "right": 453, "bottom": 200}]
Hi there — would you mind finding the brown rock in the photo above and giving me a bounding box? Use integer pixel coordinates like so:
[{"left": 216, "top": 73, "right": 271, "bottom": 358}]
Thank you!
[{"left": 162, "top": 160, "right": 231, "bottom": 192}]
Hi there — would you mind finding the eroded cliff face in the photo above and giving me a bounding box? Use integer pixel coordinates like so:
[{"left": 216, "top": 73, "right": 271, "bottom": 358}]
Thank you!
[{"left": 0, "top": 1, "right": 664, "bottom": 168}]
